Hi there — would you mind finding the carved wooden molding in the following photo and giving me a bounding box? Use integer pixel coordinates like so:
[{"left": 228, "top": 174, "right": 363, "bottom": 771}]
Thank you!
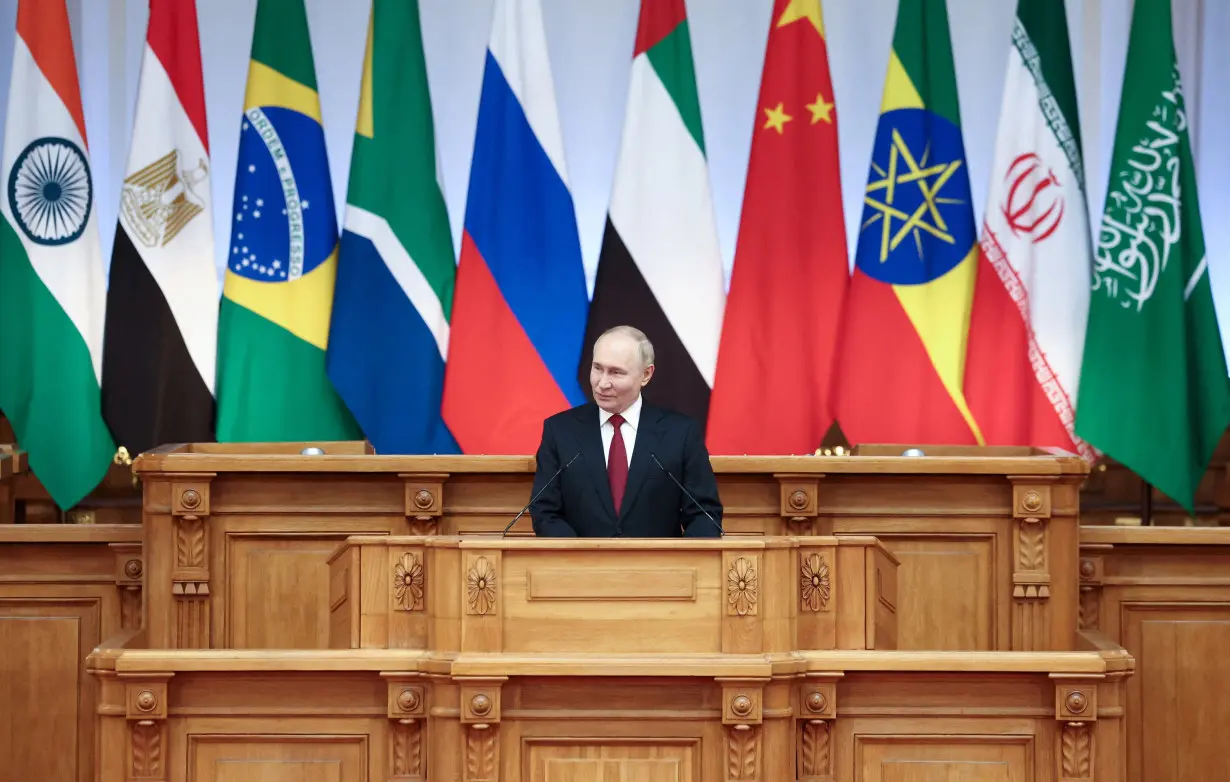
[
  {"left": 726, "top": 555, "right": 759, "bottom": 616},
  {"left": 125, "top": 679, "right": 169, "bottom": 782},
  {"left": 720, "top": 682, "right": 764, "bottom": 725},
  {"left": 1055, "top": 684, "right": 1097, "bottom": 722},
  {"left": 113, "top": 543, "right": 144, "bottom": 631},
  {"left": 726, "top": 725, "right": 759, "bottom": 781},
  {"left": 1011, "top": 479, "right": 1052, "bottom": 653},
  {"left": 394, "top": 552, "right": 425, "bottom": 612},
  {"left": 798, "top": 720, "right": 831, "bottom": 781},
  {"left": 388, "top": 680, "right": 427, "bottom": 781},
  {"left": 401, "top": 473, "right": 445, "bottom": 535},
  {"left": 172, "top": 511, "right": 210, "bottom": 648},
  {"left": 1078, "top": 556, "right": 1103, "bottom": 631},
  {"left": 464, "top": 726, "right": 498, "bottom": 782},
  {"left": 466, "top": 556, "right": 497, "bottom": 616},
  {"left": 1060, "top": 722, "right": 1093, "bottom": 780},
  {"left": 800, "top": 552, "right": 831, "bottom": 612},
  {"left": 777, "top": 475, "right": 820, "bottom": 526}
]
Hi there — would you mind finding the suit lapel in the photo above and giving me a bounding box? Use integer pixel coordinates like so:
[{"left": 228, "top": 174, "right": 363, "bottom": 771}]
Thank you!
[
  {"left": 574, "top": 405, "right": 616, "bottom": 522},
  {"left": 619, "top": 404, "right": 663, "bottom": 520}
]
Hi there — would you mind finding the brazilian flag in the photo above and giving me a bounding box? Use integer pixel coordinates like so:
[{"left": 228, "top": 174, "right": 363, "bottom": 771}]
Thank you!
[{"left": 216, "top": 0, "right": 360, "bottom": 441}]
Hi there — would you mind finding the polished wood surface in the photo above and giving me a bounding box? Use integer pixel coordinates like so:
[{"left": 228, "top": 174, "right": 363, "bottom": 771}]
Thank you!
[
  {"left": 87, "top": 639, "right": 1130, "bottom": 782},
  {"left": 0, "top": 447, "right": 19, "bottom": 524},
  {"left": 133, "top": 442, "right": 1084, "bottom": 652},
  {"left": 1079, "top": 526, "right": 1230, "bottom": 782},
  {"left": 328, "top": 535, "right": 899, "bottom": 654},
  {"left": 0, "top": 524, "right": 143, "bottom": 782}
]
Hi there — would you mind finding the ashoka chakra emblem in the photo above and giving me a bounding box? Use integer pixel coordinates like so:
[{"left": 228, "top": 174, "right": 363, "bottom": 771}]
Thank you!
[{"left": 7, "top": 136, "right": 93, "bottom": 246}]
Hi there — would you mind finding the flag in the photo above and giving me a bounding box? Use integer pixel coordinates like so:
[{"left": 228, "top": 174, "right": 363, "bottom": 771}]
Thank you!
[
  {"left": 707, "top": 0, "right": 848, "bottom": 455},
  {"left": 832, "top": 0, "right": 981, "bottom": 446},
  {"left": 1075, "top": 0, "right": 1230, "bottom": 513},
  {"left": 577, "top": 0, "right": 725, "bottom": 427},
  {"left": 326, "top": 0, "right": 458, "bottom": 455},
  {"left": 215, "top": 0, "right": 360, "bottom": 442},
  {"left": 0, "top": 0, "right": 114, "bottom": 509},
  {"left": 101, "top": 0, "right": 217, "bottom": 456},
  {"left": 963, "top": 0, "right": 1093, "bottom": 460},
  {"left": 440, "top": 0, "right": 589, "bottom": 453}
]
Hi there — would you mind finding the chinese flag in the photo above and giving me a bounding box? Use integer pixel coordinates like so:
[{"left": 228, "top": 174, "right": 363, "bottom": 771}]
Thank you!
[{"left": 707, "top": 0, "right": 848, "bottom": 454}]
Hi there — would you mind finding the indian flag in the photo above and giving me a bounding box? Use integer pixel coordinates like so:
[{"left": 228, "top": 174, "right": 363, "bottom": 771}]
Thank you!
[
  {"left": 964, "top": 0, "right": 1094, "bottom": 460},
  {"left": 0, "top": 0, "right": 115, "bottom": 509}
]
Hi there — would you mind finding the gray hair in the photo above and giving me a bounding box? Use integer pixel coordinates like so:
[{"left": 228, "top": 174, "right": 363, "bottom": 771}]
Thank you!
[{"left": 597, "top": 325, "right": 655, "bottom": 368}]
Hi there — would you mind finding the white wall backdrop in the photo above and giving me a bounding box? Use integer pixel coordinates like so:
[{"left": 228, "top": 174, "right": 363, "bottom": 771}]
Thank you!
[{"left": 1, "top": 0, "right": 1228, "bottom": 362}]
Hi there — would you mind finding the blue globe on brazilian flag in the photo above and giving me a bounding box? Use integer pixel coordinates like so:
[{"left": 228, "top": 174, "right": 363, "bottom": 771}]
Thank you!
[{"left": 215, "top": 0, "right": 359, "bottom": 443}]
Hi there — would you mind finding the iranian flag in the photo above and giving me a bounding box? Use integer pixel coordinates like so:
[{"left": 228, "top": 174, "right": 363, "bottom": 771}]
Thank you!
[
  {"left": 0, "top": 0, "right": 115, "bottom": 510},
  {"left": 964, "top": 0, "right": 1093, "bottom": 460}
]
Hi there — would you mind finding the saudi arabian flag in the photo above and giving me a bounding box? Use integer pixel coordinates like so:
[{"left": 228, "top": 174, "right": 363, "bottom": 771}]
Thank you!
[
  {"left": 215, "top": 0, "right": 360, "bottom": 442},
  {"left": 0, "top": 0, "right": 115, "bottom": 509},
  {"left": 1076, "top": 0, "right": 1230, "bottom": 513}
]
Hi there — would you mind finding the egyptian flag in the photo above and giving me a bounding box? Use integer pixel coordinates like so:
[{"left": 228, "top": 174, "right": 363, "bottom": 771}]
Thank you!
[
  {"left": 578, "top": 0, "right": 726, "bottom": 427},
  {"left": 102, "top": 0, "right": 217, "bottom": 456},
  {"left": 707, "top": 0, "right": 849, "bottom": 455}
]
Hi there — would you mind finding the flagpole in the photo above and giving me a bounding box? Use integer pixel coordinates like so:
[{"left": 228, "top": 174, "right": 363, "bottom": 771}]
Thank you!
[{"left": 1141, "top": 479, "right": 1154, "bottom": 526}]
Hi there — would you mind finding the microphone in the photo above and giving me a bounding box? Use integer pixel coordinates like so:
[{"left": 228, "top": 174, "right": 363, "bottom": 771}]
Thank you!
[
  {"left": 650, "top": 453, "right": 723, "bottom": 537},
  {"left": 502, "top": 451, "right": 581, "bottom": 536}
]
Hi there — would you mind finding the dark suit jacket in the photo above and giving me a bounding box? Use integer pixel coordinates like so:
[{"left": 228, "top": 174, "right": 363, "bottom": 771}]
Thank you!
[{"left": 529, "top": 401, "right": 723, "bottom": 537}]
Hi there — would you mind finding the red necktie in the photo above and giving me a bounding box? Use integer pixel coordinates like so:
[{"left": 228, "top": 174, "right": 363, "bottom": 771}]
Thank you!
[{"left": 608, "top": 413, "right": 628, "bottom": 514}]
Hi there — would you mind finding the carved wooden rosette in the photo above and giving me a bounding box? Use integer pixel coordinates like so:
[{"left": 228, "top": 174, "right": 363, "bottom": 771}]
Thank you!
[
  {"left": 124, "top": 677, "right": 170, "bottom": 782},
  {"left": 1010, "top": 481, "right": 1053, "bottom": 651},
  {"left": 796, "top": 677, "right": 837, "bottom": 782},
  {"left": 777, "top": 475, "right": 821, "bottom": 533},
  {"left": 402, "top": 473, "right": 444, "bottom": 536},
  {"left": 723, "top": 552, "right": 762, "bottom": 654},
  {"left": 112, "top": 542, "right": 144, "bottom": 631},
  {"left": 462, "top": 552, "right": 502, "bottom": 653},
  {"left": 720, "top": 680, "right": 765, "bottom": 781},
  {"left": 460, "top": 681, "right": 503, "bottom": 782},
  {"left": 1077, "top": 555, "right": 1104, "bottom": 631},
  {"left": 171, "top": 480, "right": 212, "bottom": 648},
  {"left": 393, "top": 551, "right": 426, "bottom": 612},
  {"left": 1053, "top": 679, "right": 1097, "bottom": 781},
  {"left": 387, "top": 678, "right": 427, "bottom": 781}
]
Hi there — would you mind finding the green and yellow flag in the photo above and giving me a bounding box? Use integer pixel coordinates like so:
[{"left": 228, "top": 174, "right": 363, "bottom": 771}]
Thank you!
[{"left": 215, "top": 0, "right": 359, "bottom": 441}]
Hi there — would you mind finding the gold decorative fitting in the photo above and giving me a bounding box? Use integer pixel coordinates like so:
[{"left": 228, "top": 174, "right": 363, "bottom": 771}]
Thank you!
[
  {"left": 124, "top": 559, "right": 143, "bottom": 580},
  {"left": 467, "top": 557, "right": 497, "bottom": 615},
  {"left": 1066, "top": 690, "right": 1087, "bottom": 715},
  {"left": 806, "top": 691, "right": 827, "bottom": 713},
  {"left": 727, "top": 557, "right": 758, "bottom": 616},
  {"left": 113, "top": 446, "right": 133, "bottom": 465},
  {"left": 393, "top": 553, "right": 425, "bottom": 611},
  {"left": 789, "top": 490, "right": 808, "bottom": 510},
  {"left": 413, "top": 489, "right": 433, "bottom": 510},
  {"left": 397, "top": 688, "right": 421, "bottom": 713},
  {"left": 135, "top": 690, "right": 157, "bottom": 712},
  {"left": 800, "top": 553, "right": 830, "bottom": 611},
  {"left": 470, "top": 693, "right": 492, "bottom": 716},
  {"left": 731, "top": 695, "right": 753, "bottom": 718},
  {"left": 180, "top": 489, "right": 201, "bottom": 510}
]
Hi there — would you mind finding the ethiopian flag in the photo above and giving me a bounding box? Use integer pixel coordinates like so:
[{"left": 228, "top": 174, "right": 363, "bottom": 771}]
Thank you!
[
  {"left": 833, "top": 0, "right": 981, "bottom": 446},
  {"left": 215, "top": 0, "right": 359, "bottom": 441}
]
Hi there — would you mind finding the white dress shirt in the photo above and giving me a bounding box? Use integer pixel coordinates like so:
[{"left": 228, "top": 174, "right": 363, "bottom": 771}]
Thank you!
[{"left": 599, "top": 394, "right": 641, "bottom": 467}]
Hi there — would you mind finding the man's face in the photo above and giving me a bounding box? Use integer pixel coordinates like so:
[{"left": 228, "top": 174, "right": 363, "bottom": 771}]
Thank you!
[{"left": 590, "top": 333, "right": 653, "bottom": 413}]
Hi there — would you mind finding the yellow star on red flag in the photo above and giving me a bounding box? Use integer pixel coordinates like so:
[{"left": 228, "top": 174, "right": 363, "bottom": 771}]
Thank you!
[
  {"left": 777, "top": 0, "right": 824, "bottom": 37},
  {"left": 763, "top": 102, "right": 793, "bottom": 134}
]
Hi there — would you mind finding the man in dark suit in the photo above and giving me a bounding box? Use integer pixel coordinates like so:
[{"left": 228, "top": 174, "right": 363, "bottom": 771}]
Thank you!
[{"left": 529, "top": 325, "right": 723, "bottom": 537}]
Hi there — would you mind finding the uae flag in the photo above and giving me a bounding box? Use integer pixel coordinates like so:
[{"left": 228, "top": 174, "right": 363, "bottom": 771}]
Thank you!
[
  {"left": 707, "top": 0, "right": 848, "bottom": 455},
  {"left": 578, "top": 0, "right": 725, "bottom": 426},
  {"left": 963, "top": 0, "right": 1093, "bottom": 460},
  {"left": 101, "top": 0, "right": 217, "bottom": 456}
]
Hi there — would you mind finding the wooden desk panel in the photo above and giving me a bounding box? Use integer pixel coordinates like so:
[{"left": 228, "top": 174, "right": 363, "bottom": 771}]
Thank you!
[
  {"left": 0, "top": 525, "right": 143, "bottom": 782},
  {"left": 133, "top": 444, "right": 1085, "bottom": 653},
  {"left": 1080, "top": 527, "right": 1230, "bottom": 782}
]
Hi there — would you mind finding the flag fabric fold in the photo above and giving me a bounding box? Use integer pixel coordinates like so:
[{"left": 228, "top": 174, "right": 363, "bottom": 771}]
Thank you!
[
  {"left": 833, "top": 0, "right": 982, "bottom": 447},
  {"left": 441, "top": 0, "right": 589, "bottom": 454},
  {"left": 326, "top": 0, "right": 458, "bottom": 455},
  {"left": 578, "top": 0, "right": 725, "bottom": 428},
  {"left": 963, "top": 0, "right": 1093, "bottom": 460},
  {"left": 102, "top": 0, "right": 218, "bottom": 456},
  {"left": 0, "top": 0, "right": 115, "bottom": 509},
  {"left": 707, "top": 0, "right": 848, "bottom": 455},
  {"left": 1075, "top": 0, "right": 1230, "bottom": 512},
  {"left": 215, "top": 0, "right": 360, "bottom": 442}
]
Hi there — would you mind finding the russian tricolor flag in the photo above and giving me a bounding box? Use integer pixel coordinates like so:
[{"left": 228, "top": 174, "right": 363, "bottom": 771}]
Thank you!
[{"left": 441, "top": 0, "right": 589, "bottom": 454}]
